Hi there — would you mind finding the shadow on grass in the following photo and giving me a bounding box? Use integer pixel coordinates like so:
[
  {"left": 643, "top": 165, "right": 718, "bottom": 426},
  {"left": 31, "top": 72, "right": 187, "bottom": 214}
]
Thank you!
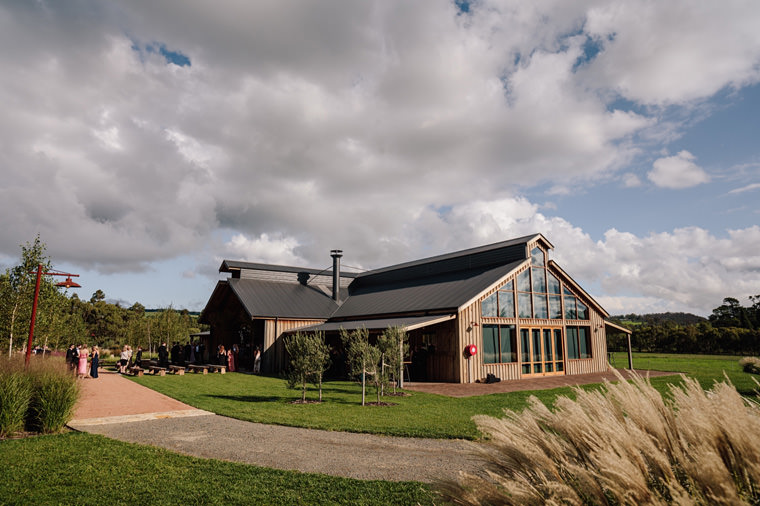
[{"left": 205, "top": 394, "right": 287, "bottom": 403}]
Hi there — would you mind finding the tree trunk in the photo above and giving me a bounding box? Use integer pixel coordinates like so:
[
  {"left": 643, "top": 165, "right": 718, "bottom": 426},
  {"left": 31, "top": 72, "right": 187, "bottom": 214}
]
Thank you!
[
  {"left": 361, "top": 358, "right": 366, "bottom": 406},
  {"left": 318, "top": 374, "right": 323, "bottom": 402},
  {"left": 302, "top": 376, "right": 307, "bottom": 402}
]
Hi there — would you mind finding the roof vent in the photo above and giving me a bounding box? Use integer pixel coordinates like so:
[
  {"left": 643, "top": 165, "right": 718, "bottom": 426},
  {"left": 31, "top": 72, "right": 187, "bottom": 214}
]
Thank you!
[{"left": 330, "top": 250, "right": 343, "bottom": 302}]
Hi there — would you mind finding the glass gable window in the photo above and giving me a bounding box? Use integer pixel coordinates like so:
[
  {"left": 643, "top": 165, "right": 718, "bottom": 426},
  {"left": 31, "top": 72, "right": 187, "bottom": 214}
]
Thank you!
[
  {"left": 483, "top": 324, "right": 517, "bottom": 364},
  {"left": 517, "top": 269, "right": 531, "bottom": 292},
  {"left": 533, "top": 293, "right": 548, "bottom": 319},
  {"left": 498, "top": 290, "right": 515, "bottom": 318},
  {"left": 532, "top": 268, "right": 546, "bottom": 293},
  {"left": 518, "top": 292, "right": 532, "bottom": 318},
  {"left": 547, "top": 272, "right": 560, "bottom": 294},
  {"left": 481, "top": 292, "right": 497, "bottom": 317},
  {"left": 549, "top": 294, "right": 562, "bottom": 319},
  {"left": 531, "top": 246, "right": 545, "bottom": 266}
]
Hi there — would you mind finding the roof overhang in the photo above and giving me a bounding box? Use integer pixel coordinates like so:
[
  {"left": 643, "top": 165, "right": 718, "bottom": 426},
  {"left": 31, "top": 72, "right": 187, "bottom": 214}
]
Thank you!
[
  {"left": 292, "top": 314, "right": 456, "bottom": 333},
  {"left": 604, "top": 320, "right": 632, "bottom": 335}
]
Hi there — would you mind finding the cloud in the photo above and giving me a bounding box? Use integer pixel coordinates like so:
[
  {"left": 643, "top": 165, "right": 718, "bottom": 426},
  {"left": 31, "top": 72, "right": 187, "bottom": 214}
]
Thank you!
[
  {"left": 728, "top": 183, "right": 760, "bottom": 194},
  {"left": 647, "top": 151, "right": 710, "bottom": 189}
]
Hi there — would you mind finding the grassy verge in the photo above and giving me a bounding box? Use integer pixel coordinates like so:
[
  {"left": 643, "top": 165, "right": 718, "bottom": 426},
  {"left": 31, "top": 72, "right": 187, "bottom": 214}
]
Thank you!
[
  {"left": 0, "top": 432, "right": 435, "bottom": 505},
  {"left": 131, "top": 353, "right": 759, "bottom": 440}
]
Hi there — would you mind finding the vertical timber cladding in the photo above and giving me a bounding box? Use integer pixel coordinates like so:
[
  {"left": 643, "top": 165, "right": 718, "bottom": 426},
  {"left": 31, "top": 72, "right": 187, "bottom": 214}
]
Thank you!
[{"left": 262, "top": 318, "right": 326, "bottom": 373}]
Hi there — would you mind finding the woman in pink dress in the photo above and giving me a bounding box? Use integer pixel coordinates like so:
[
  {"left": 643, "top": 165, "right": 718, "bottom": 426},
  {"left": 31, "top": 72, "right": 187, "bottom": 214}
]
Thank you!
[
  {"left": 78, "top": 345, "right": 89, "bottom": 379},
  {"left": 228, "top": 345, "right": 236, "bottom": 372}
]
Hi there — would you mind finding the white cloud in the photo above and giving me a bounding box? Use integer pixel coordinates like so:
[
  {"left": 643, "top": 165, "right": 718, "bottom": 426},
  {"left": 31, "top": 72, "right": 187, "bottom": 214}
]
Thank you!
[
  {"left": 622, "top": 172, "right": 642, "bottom": 188},
  {"left": 222, "top": 233, "right": 304, "bottom": 266},
  {"left": 728, "top": 182, "right": 760, "bottom": 194},
  {"left": 648, "top": 151, "right": 710, "bottom": 189}
]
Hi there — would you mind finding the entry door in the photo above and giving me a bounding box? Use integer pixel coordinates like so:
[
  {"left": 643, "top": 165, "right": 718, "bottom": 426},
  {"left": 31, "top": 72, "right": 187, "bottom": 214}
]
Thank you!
[{"left": 520, "top": 327, "right": 565, "bottom": 377}]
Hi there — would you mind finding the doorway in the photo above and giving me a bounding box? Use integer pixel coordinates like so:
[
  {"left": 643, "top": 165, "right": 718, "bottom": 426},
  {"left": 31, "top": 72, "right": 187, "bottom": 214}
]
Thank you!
[{"left": 520, "top": 327, "right": 565, "bottom": 377}]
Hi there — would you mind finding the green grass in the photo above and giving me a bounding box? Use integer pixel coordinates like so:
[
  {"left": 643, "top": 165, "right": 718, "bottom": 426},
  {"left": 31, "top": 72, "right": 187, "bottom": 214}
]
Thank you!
[
  {"left": 132, "top": 373, "right": 587, "bottom": 440},
  {"left": 610, "top": 351, "right": 759, "bottom": 396},
  {"left": 132, "top": 353, "right": 760, "bottom": 440},
  {"left": 0, "top": 432, "right": 435, "bottom": 505}
]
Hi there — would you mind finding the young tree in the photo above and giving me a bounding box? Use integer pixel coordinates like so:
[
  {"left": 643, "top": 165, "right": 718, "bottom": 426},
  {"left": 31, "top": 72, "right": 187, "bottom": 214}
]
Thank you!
[
  {"left": 284, "top": 332, "right": 330, "bottom": 402},
  {"left": 341, "top": 327, "right": 381, "bottom": 405},
  {"left": 377, "top": 326, "right": 408, "bottom": 394}
]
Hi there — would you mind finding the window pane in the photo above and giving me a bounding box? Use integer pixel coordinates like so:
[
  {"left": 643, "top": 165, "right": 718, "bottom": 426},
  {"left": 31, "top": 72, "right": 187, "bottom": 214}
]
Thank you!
[
  {"left": 500, "top": 325, "right": 517, "bottom": 363},
  {"left": 533, "top": 294, "right": 548, "bottom": 319},
  {"left": 564, "top": 295, "right": 577, "bottom": 319},
  {"left": 531, "top": 246, "right": 545, "bottom": 266},
  {"left": 566, "top": 327, "right": 579, "bottom": 359},
  {"left": 520, "top": 329, "right": 530, "bottom": 364},
  {"left": 579, "top": 327, "right": 591, "bottom": 358},
  {"left": 554, "top": 329, "right": 563, "bottom": 360},
  {"left": 518, "top": 292, "right": 532, "bottom": 318},
  {"left": 563, "top": 286, "right": 573, "bottom": 296},
  {"left": 517, "top": 269, "right": 531, "bottom": 292},
  {"left": 482, "top": 324, "right": 499, "bottom": 364},
  {"left": 543, "top": 329, "right": 553, "bottom": 362},
  {"left": 498, "top": 290, "right": 515, "bottom": 318},
  {"left": 534, "top": 363, "right": 542, "bottom": 373},
  {"left": 532, "top": 267, "right": 546, "bottom": 293},
  {"left": 577, "top": 300, "right": 589, "bottom": 320},
  {"left": 504, "top": 280, "right": 513, "bottom": 291},
  {"left": 547, "top": 272, "right": 560, "bottom": 294},
  {"left": 549, "top": 295, "right": 562, "bottom": 319},
  {"left": 556, "top": 361, "right": 564, "bottom": 372},
  {"left": 481, "top": 293, "right": 497, "bottom": 317},
  {"left": 532, "top": 329, "right": 542, "bottom": 363}
]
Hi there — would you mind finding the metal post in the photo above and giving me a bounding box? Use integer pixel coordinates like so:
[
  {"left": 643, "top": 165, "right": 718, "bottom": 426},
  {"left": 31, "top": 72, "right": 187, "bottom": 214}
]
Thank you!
[
  {"left": 25, "top": 264, "right": 44, "bottom": 369},
  {"left": 627, "top": 333, "right": 633, "bottom": 370}
]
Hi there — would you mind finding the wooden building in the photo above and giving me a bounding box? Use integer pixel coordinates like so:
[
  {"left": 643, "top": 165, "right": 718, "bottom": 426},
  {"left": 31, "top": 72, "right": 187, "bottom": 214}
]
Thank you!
[{"left": 200, "top": 234, "right": 627, "bottom": 382}]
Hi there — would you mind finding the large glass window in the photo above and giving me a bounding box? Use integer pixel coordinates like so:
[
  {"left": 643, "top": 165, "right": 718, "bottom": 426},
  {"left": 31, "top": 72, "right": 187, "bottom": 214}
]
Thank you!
[
  {"left": 517, "top": 269, "right": 531, "bottom": 292},
  {"left": 483, "top": 324, "right": 517, "bottom": 364},
  {"left": 482, "top": 324, "right": 499, "bottom": 364},
  {"left": 547, "top": 272, "right": 561, "bottom": 294},
  {"left": 563, "top": 287, "right": 590, "bottom": 321},
  {"left": 549, "top": 295, "right": 562, "bottom": 319},
  {"left": 533, "top": 294, "right": 548, "bottom": 319},
  {"left": 518, "top": 292, "right": 532, "bottom": 318},
  {"left": 482, "top": 292, "right": 497, "bottom": 317},
  {"left": 566, "top": 326, "right": 592, "bottom": 359},
  {"left": 498, "top": 290, "right": 515, "bottom": 318}
]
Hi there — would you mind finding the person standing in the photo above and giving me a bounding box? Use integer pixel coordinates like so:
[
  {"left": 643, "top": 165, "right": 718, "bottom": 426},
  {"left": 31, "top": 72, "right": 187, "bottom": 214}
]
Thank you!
[
  {"left": 135, "top": 346, "right": 143, "bottom": 368},
  {"left": 158, "top": 342, "right": 169, "bottom": 368},
  {"left": 253, "top": 347, "right": 261, "bottom": 374},
  {"left": 77, "top": 345, "right": 89, "bottom": 379},
  {"left": 90, "top": 346, "right": 100, "bottom": 379},
  {"left": 228, "top": 344, "right": 236, "bottom": 372},
  {"left": 65, "top": 344, "right": 77, "bottom": 373},
  {"left": 119, "top": 345, "right": 129, "bottom": 374}
]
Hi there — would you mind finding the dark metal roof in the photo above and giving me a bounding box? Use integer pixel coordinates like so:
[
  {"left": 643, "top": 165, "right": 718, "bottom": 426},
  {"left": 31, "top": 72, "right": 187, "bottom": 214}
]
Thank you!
[
  {"left": 332, "top": 259, "right": 526, "bottom": 319},
  {"left": 294, "top": 314, "right": 456, "bottom": 333},
  {"left": 352, "top": 233, "right": 544, "bottom": 289},
  {"left": 220, "top": 259, "right": 360, "bottom": 278},
  {"left": 227, "top": 278, "right": 345, "bottom": 319}
]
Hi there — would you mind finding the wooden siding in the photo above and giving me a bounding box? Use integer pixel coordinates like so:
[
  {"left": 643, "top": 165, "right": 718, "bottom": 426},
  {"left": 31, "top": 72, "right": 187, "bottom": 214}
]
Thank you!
[{"left": 263, "top": 318, "right": 326, "bottom": 373}]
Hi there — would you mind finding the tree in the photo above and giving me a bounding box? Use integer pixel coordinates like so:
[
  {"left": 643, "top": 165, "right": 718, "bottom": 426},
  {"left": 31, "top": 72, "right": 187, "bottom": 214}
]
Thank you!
[
  {"left": 377, "top": 326, "right": 408, "bottom": 394},
  {"left": 341, "top": 327, "right": 381, "bottom": 406},
  {"left": 284, "top": 332, "right": 330, "bottom": 402}
]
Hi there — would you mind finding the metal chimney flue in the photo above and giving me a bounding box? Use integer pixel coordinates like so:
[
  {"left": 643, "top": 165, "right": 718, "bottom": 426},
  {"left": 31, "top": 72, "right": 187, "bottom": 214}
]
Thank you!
[{"left": 330, "top": 249, "right": 343, "bottom": 303}]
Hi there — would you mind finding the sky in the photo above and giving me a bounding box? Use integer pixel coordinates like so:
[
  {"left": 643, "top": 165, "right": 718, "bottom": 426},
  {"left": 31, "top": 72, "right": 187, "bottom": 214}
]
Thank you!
[{"left": 1, "top": 1, "right": 759, "bottom": 317}]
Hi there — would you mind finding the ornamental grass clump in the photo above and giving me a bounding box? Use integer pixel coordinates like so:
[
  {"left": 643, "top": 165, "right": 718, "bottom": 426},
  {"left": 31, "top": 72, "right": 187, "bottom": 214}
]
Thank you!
[
  {"left": 28, "top": 360, "right": 79, "bottom": 433},
  {"left": 443, "top": 370, "right": 760, "bottom": 505},
  {"left": 0, "top": 365, "right": 32, "bottom": 437}
]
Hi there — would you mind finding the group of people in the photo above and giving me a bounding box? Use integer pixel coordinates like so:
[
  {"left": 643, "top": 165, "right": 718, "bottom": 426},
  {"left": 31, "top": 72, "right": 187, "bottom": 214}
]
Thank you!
[
  {"left": 153, "top": 341, "right": 261, "bottom": 373},
  {"left": 66, "top": 343, "right": 100, "bottom": 379}
]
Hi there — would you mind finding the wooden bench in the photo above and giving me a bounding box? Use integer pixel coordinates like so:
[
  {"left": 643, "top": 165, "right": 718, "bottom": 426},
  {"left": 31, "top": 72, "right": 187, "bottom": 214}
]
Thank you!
[
  {"left": 207, "top": 364, "right": 226, "bottom": 374},
  {"left": 168, "top": 365, "right": 186, "bottom": 375},
  {"left": 187, "top": 364, "right": 208, "bottom": 375},
  {"left": 148, "top": 366, "right": 167, "bottom": 376},
  {"left": 129, "top": 367, "right": 144, "bottom": 377}
]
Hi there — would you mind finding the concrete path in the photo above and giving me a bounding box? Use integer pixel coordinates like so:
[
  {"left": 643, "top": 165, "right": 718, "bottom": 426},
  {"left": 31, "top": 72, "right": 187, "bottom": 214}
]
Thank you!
[{"left": 68, "top": 371, "right": 483, "bottom": 483}]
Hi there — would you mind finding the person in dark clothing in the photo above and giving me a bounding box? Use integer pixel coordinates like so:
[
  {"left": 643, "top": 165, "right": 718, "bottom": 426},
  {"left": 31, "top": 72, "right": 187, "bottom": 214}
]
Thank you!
[
  {"left": 135, "top": 346, "right": 143, "bottom": 367},
  {"left": 158, "top": 342, "right": 169, "bottom": 368},
  {"left": 184, "top": 342, "right": 191, "bottom": 363},
  {"left": 65, "top": 344, "right": 77, "bottom": 373},
  {"left": 170, "top": 343, "right": 181, "bottom": 364}
]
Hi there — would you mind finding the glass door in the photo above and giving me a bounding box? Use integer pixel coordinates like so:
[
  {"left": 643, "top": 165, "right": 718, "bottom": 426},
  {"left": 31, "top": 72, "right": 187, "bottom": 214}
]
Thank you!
[{"left": 520, "top": 327, "right": 565, "bottom": 377}]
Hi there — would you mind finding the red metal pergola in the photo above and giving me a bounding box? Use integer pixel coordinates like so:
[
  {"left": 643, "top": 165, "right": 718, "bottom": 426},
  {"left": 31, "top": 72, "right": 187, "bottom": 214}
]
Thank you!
[{"left": 25, "top": 264, "right": 81, "bottom": 368}]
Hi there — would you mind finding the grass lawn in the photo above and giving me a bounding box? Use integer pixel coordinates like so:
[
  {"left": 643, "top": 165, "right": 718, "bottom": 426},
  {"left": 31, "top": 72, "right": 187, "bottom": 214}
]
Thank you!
[
  {"left": 131, "top": 352, "right": 759, "bottom": 440},
  {"left": 0, "top": 432, "right": 435, "bottom": 506}
]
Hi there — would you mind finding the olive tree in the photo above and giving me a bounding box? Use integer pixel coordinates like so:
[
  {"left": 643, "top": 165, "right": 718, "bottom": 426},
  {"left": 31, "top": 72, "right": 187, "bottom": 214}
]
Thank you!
[
  {"left": 284, "top": 331, "right": 330, "bottom": 402},
  {"left": 340, "top": 327, "right": 381, "bottom": 405}
]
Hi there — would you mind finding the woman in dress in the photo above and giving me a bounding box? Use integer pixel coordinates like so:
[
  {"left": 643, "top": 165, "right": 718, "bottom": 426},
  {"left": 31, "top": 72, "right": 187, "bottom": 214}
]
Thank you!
[
  {"left": 228, "top": 344, "right": 236, "bottom": 372},
  {"left": 90, "top": 346, "right": 99, "bottom": 379},
  {"left": 78, "top": 345, "right": 89, "bottom": 379},
  {"left": 119, "top": 345, "right": 129, "bottom": 374},
  {"left": 253, "top": 347, "right": 261, "bottom": 374}
]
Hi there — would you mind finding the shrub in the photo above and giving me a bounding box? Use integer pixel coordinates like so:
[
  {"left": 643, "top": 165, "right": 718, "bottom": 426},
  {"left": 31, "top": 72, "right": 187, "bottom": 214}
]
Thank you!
[
  {"left": 442, "top": 371, "right": 760, "bottom": 505},
  {"left": 29, "top": 369, "right": 79, "bottom": 433},
  {"left": 0, "top": 370, "right": 33, "bottom": 437},
  {"left": 739, "top": 356, "right": 760, "bottom": 374}
]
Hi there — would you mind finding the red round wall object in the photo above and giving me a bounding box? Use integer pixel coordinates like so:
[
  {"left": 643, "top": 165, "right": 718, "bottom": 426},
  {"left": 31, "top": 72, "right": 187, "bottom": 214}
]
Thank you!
[{"left": 466, "top": 344, "right": 477, "bottom": 356}]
